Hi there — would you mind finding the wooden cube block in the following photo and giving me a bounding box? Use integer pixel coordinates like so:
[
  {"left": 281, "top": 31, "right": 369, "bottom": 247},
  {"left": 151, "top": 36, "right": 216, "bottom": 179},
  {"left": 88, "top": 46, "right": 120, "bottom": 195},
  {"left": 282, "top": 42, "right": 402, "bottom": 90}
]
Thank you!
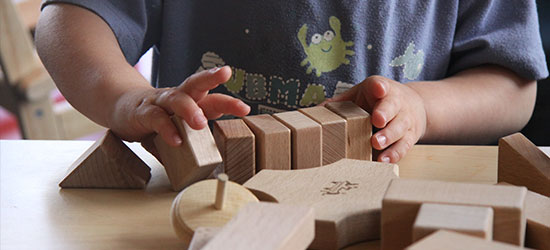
[
  {"left": 273, "top": 111, "right": 322, "bottom": 169},
  {"left": 325, "top": 101, "right": 372, "bottom": 161},
  {"left": 498, "top": 133, "right": 550, "bottom": 197},
  {"left": 202, "top": 202, "right": 315, "bottom": 250},
  {"left": 154, "top": 116, "right": 222, "bottom": 191},
  {"left": 412, "top": 203, "right": 493, "bottom": 242},
  {"left": 213, "top": 119, "right": 255, "bottom": 184},
  {"left": 407, "top": 230, "right": 527, "bottom": 250},
  {"left": 381, "top": 179, "right": 527, "bottom": 250},
  {"left": 243, "top": 114, "right": 291, "bottom": 171},
  {"left": 299, "top": 106, "right": 347, "bottom": 165},
  {"left": 59, "top": 130, "right": 151, "bottom": 188},
  {"left": 525, "top": 188, "right": 550, "bottom": 249}
]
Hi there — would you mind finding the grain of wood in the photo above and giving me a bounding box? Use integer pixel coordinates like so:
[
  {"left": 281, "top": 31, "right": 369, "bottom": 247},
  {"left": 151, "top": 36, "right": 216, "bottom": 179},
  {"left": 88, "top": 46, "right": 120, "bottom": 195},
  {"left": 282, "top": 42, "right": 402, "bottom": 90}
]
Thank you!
[
  {"left": 406, "top": 230, "right": 528, "bottom": 250},
  {"left": 243, "top": 114, "right": 291, "bottom": 171},
  {"left": 273, "top": 111, "right": 322, "bottom": 169},
  {"left": 213, "top": 119, "right": 255, "bottom": 184}
]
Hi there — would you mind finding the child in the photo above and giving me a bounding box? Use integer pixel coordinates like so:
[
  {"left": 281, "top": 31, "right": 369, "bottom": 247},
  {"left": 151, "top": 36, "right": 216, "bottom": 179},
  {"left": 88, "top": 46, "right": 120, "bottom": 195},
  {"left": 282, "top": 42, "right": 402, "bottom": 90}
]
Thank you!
[{"left": 36, "top": 1, "right": 548, "bottom": 163}]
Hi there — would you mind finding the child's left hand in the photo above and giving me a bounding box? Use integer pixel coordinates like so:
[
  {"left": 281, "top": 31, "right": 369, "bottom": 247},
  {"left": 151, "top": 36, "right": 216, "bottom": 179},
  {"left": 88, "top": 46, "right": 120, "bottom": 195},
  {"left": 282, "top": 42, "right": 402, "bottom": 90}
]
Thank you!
[{"left": 324, "top": 76, "right": 427, "bottom": 163}]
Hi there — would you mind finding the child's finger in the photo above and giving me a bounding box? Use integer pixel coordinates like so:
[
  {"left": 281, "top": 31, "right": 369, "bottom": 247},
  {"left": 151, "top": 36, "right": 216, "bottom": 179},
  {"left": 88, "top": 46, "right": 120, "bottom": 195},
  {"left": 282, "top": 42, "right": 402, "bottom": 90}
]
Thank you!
[
  {"left": 371, "top": 113, "right": 410, "bottom": 150},
  {"left": 198, "top": 93, "right": 251, "bottom": 120},
  {"left": 370, "top": 94, "right": 400, "bottom": 128},
  {"left": 377, "top": 132, "right": 416, "bottom": 163},
  {"left": 135, "top": 105, "right": 181, "bottom": 146},
  {"left": 180, "top": 66, "right": 232, "bottom": 101},
  {"left": 154, "top": 89, "right": 207, "bottom": 130}
]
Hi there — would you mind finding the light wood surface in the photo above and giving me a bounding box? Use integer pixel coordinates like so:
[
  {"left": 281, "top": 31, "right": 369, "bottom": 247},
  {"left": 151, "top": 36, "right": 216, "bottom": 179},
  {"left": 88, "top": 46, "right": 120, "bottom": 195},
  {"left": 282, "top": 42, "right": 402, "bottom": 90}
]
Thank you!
[
  {"left": 525, "top": 188, "right": 550, "bottom": 249},
  {"left": 213, "top": 119, "right": 255, "bottom": 184},
  {"left": 412, "top": 203, "right": 493, "bottom": 242},
  {"left": 202, "top": 202, "right": 315, "bottom": 250},
  {"left": 381, "top": 179, "right": 526, "bottom": 250},
  {"left": 154, "top": 115, "right": 222, "bottom": 191},
  {"left": 59, "top": 130, "right": 151, "bottom": 188},
  {"left": 244, "top": 159, "right": 399, "bottom": 249},
  {"left": 406, "top": 230, "right": 527, "bottom": 250},
  {"left": 188, "top": 227, "right": 220, "bottom": 250},
  {"left": 2, "top": 140, "right": 546, "bottom": 249},
  {"left": 243, "top": 114, "right": 291, "bottom": 171},
  {"left": 325, "top": 101, "right": 372, "bottom": 161},
  {"left": 299, "top": 106, "right": 347, "bottom": 165},
  {"left": 498, "top": 133, "right": 550, "bottom": 197},
  {"left": 273, "top": 111, "right": 322, "bottom": 169}
]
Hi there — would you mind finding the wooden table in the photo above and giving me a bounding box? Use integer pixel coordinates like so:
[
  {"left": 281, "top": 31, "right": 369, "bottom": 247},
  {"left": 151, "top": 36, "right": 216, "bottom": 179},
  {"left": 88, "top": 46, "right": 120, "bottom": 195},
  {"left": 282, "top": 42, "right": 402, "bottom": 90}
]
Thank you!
[{"left": 1, "top": 140, "right": 547, "bottom": 249}]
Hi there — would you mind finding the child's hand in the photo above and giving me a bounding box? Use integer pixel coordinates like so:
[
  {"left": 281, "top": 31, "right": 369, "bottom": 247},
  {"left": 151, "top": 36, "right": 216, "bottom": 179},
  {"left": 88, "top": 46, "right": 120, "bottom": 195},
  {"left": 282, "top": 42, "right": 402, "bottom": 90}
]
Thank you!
[
  {"left": 325, "top": 76, "right": 427, "bottom": 163},
  {"left": 111, "top": 66, "right": 250, "bottom": 146}
]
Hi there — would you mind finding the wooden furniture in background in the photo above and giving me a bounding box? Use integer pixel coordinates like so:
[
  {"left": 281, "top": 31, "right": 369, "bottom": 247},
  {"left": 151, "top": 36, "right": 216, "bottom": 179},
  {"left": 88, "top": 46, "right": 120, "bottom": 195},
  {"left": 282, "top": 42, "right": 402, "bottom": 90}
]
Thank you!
[
  {"left": 213, "top": 119, "right": 255, "bottom": 184},
  {"left": 243, "top": 114, "right": 291, "bottom": 171}
]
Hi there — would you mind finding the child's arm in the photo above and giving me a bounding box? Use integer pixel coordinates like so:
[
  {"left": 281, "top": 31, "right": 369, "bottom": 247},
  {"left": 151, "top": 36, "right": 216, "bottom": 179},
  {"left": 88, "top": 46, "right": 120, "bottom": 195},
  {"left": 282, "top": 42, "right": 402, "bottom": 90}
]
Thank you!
[
  {"left": 329, "top": 65, "right": 537, "bottom": 163},
  {"left": 36, "top": 4, "right": 249, "bottom": 146}
]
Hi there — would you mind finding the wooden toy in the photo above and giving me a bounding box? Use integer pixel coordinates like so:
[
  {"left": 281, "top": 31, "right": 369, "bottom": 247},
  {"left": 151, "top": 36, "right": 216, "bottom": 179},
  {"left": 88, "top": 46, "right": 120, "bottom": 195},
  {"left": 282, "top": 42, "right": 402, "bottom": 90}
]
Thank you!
[
  {"left": 171, "top": 174, "right": 259, "bottom": 244},
  {"left": 243, "top": 114, "right": 291, "bottom": 171},
  {"left": 299, "top": 106, "right": 347, "bottom": 165},
  {"left": 213, "top": 119, "right": 255, "bottom": 184},
  {"left": 154, "top": 115, "right": 222, "bottom": 191},
  {"left": 273, "top": 111, "right": 322, "bottom": 169},
  {"left": 406, "top": 230, "right": 527, "bottom": 250},
  {"left": 201, "top": 202, "right": 315, "bottom": 250},
  {"left": 59, "top": 130, "right": 151, "bottom": 188},
  {"left": 498, "top": 132, "right": 550, "bottom": 197},
  {"left": 412, "top": 203, "right": 493, "bottom": 242},
  {"left": 244, "top": 159, "right": 399, "bottom": 249},
  {"left": 381, "top": 179, "right": 527, "bottom": 250},
  {"left": 188, "top": 227, "right": 219, "bottom": 250},
  {"left": 325, "top": 101, "right": 372, "bottom": 161}
]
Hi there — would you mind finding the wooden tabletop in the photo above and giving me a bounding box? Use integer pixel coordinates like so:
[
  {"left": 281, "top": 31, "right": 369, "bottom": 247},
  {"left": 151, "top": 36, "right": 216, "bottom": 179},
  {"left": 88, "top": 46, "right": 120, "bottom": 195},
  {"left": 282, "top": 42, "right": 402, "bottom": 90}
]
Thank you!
[{"left": 0, "top": 140, "right": 547, "bottom": 249}]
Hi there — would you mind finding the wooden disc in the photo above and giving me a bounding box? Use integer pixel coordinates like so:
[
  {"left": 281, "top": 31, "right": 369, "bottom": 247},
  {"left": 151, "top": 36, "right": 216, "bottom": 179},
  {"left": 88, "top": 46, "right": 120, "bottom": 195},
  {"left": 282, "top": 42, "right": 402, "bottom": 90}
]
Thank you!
[{"left": 170, "top": 179, "right": 259, "bottom": 243}]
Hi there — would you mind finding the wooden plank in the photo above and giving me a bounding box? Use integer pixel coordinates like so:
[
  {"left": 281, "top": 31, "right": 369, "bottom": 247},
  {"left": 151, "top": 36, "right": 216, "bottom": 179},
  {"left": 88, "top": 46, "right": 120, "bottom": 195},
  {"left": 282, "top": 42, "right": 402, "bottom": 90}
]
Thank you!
[
  {"left": 245, "top": 159, "right": 399, "bottom": 250},
  {"left": 213, "top": 119, "right": 255, "bottom": 184},
  {"left": 154, "top": 115, "right": 222, "bottom": 191},
  {"left": 243, "top": 114, "right": 291, "bottom": 171},
  {"left": 412, "top": 203, "right": 493, "bottom": 242},
  {"left": 299, "top": 106, "right": 347, "bottom": 165},
  {"left": 325, "top": 101, "right": 372, "bottom": 161},
  {"left": 498, "top": 133, "right": 550, "bottom": 197},
  {"left": 202, "top": 202, "right": 315, "bottom": 250},
  {"left": 406, "top": 230, "right": 527, "bottom": 250},
  {"left": 381, "top": 179, "right": 526, "bottom": 250},
  {"left": 59, "top": 130, "right": 151, "bottom": 188},
  {"left": 273, "top": 111, "right": 322, "bottom": 169}
]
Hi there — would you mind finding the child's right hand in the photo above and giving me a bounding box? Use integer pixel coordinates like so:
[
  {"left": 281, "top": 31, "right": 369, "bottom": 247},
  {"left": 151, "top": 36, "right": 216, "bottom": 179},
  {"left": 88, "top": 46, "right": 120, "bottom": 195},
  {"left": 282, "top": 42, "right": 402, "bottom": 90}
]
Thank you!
[{"left": 110, "top": 66, "right": 250, "bottom": 146}]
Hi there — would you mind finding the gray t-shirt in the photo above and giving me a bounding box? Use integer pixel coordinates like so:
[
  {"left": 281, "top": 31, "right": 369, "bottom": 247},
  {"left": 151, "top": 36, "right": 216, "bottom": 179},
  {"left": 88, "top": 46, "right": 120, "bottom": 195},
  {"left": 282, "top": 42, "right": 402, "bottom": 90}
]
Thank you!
[{"left": 43, "top": 0, "right": 549, "bottom": 114}]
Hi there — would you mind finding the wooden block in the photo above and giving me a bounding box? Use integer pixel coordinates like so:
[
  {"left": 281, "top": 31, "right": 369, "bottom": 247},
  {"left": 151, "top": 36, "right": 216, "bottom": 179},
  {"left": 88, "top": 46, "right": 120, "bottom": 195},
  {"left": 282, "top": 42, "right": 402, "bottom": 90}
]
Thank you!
[
  {"left": 154, "top": 115, "right": 222, "bottom": 191},
  {"left": 299, "top": 106, "right": 347, "bottom": 165},
  {"left": 245, "top": 159, "right": 399, "bottom": 249},
  {"left": 325, "top": 101, "right": 372, "bottom": 161},
  {"left": 188, "top": 227, "right": 220, "bottom": 250},
  {"left": 498, "top": 132, "right": 550, "bottom": 197},
  {"left": 406, "top": 230, "right": 528, "bottom": 250},
  {"left": 59, "top": 130, "right": 151, "bottom": 188},
  {"left": 412, "top": 203, "right": 493, "bottom": 242},
  {"left": 381, "top": 179, "right": 527, "bottom": 250},
  {"left": 243, "top": 114, "right": 291, "bottom": 171},
  {"left": 213, "top": 119, "right": 255, "bottom": 184},
  {"left": 273, "top": 111, "right": 322, "bottom": 169},
  {"left": 202, "top": 202, "right": 315, "bottom": 250},
  {"left": 525, "top": 188, "right": 550, "bottom": 249}
]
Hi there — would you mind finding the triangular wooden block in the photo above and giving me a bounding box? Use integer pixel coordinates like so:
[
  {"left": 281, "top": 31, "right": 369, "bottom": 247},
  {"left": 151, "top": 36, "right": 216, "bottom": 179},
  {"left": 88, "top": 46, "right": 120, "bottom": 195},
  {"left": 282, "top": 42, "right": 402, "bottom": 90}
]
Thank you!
[
  {"left": 498, "top": 132, "right": 550, "bottom": 197},
  {"left": 59, "top": 130, "right": 151, "bottom": 188}
]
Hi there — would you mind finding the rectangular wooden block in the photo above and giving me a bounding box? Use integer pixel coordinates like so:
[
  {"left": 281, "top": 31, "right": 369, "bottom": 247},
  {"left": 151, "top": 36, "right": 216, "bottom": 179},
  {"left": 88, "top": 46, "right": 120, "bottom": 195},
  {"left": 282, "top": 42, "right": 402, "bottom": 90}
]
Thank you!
[
  {"left": 273, "top": 111, "right": 322, "bottom": 169},
  {"left": 382, "top": 179, "right": 527, "bottom": 250},
  {"left": 243, "top": 114, "right": 291, "bottom": 171},
  {"left": 213, "top": 119, "right": 255, "bottom": 184},
  {"left": 154, "top": 116, "right": 222, "bottom": 191},
  {"left": 412, "top": 203, "right": 493, "bottom": 242},
  {"left": 525, "top": 188, "right": 550, "bottom": 249},
  {"left": 299, "top": 106, "right": 347, "bottom": 165},
  {"left": 325, "top": 101, "right": 372, "bottom": 161},
  {"left": 407, "top": 230, "right": 527, "bottom": 250}
]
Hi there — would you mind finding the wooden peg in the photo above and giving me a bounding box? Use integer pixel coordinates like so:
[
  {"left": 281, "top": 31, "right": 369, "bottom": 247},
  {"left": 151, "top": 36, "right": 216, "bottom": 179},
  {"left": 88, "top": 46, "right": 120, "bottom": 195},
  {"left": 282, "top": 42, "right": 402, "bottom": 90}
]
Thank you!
[
  {"left": 245, "top": 158, "right": 399, "bottom": 249},
  {"left": 59, "top": 130, "right": 151, "bottom": 189},
  {"left": 407, "top": 230, "right": 527, "bottom": 250},
  {"left": 325, "top": 101, "right": 372, "bottom": 161},
  {"left": 243, "top": 114, "right": 291, "bottom": 171},
  {"left": 213, "top": 119, "right": 255, "bottom": 184},
  {"left": 154, "top": 115, "right": 222, "bottom": 191},
  {"left": 214, "top": 174, "right": 228, "bottom": 210}
]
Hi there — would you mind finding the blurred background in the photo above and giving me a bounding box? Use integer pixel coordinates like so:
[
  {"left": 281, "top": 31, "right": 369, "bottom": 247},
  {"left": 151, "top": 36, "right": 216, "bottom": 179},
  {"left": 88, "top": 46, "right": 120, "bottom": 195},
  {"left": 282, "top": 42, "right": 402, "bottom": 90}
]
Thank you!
[{"left": 0, "top": 0, "right": 549, "bottom": 144}]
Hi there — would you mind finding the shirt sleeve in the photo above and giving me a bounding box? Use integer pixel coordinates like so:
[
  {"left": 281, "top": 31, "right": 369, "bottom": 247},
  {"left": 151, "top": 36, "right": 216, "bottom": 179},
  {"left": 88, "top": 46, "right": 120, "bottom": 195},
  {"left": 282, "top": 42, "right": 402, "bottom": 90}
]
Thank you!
[
  {"left": 41, "top": 0, "right": 162, "bottom": 65},
  {"left": 449, "top": 0, "right": 548, "bottom": 80}
]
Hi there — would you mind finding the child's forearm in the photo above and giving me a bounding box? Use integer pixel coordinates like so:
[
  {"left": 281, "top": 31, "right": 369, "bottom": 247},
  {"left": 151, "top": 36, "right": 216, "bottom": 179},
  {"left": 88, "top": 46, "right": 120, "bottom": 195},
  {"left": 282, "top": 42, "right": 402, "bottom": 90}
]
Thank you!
[{"left": 409, "top": 65, "right": 537, "bottom": 144}]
